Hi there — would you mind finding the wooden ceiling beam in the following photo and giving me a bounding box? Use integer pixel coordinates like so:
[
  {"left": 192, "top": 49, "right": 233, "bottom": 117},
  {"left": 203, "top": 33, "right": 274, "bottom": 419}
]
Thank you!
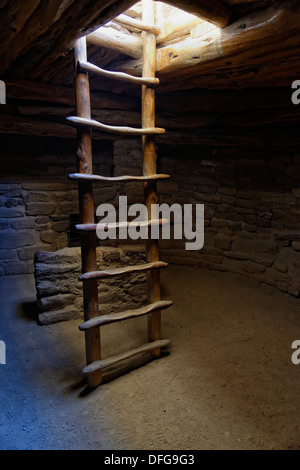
[
  {"left": 109, "top": 1, "right": 300, "bottom": 90},
  {"left": 112, "top": 13, "right": 160, "bottom": 35},
  {"left": 156, "top": 7, "right": 203, "bottom": 46},
  {"left": 0, "top": 0, "right": 40, "bottom": 57},
  {"left": 4, "top": 77, "right": 139, "bottom": 110},
  {"left": 12, "top": 86, "right": 296, "bottom": 115},
  {"left": 1, "top": 109, "right": 299, "bottom": 146},
  {"left": 162, "top": 0, "right": 232, "bottom": 28},
  {"left": 16, "top": 104, "right": 300, "bottom": 129},
  {"left": 86, "top": 26, "right": 142, "bottom": 59},
  {"left": 0, "top": 0, "right": 75, "bottom": 74},
  {"left": 13, "top": 86, "right": 299, "bottom": 131},
  {"left": 156, "top": 1, "right": 300, "bottom": 86},
  {"left": 157, "top": 127, "right": 300, "bottom": 147},
  {"left": 3, "top": 0, "right": 137, "bottom": 79}
]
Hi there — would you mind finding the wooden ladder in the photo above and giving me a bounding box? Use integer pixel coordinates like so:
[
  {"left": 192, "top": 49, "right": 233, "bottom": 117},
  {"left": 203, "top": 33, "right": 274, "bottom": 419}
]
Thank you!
[{"left": 67, "top": 0, "right": 172, "bottom": 387}]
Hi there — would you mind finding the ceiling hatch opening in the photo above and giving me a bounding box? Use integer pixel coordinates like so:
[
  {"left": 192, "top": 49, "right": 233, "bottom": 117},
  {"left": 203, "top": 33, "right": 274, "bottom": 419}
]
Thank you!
[{"left": 83, "top": 1, "right": 222, "bottom": 83}]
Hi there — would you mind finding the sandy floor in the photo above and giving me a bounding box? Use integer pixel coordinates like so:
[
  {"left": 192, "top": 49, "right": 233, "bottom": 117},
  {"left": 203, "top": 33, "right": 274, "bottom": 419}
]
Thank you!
[{"left": 0, "top": 265, "right": 300, "bottom": 450}]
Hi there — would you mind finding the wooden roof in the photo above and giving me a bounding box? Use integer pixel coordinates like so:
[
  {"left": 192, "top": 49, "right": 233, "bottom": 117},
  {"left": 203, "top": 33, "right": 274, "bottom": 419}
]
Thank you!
[
  {"left": 1, "top": 0, "right": 299, "bottom": 91},
  {"left": 0, "top": 0, "right": 299, "bottom": 141}
]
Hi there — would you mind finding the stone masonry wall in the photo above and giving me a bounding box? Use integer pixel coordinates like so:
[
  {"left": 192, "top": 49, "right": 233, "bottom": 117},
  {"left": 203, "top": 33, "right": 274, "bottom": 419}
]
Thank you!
[
  {"left": 0, "top": 135, "right": 116, "bottom": 276},
  {"left": 2, "top": 133, "right": 300, "bottom": 299},
  {"left": 115, "top": 139, "right": 300, "bottom": 297},
  {"left": 160, "top": 144, "right": 300, "bottom": 297},
  {"left": 35, "top": 245, "right": 147, "bottom": 324}
]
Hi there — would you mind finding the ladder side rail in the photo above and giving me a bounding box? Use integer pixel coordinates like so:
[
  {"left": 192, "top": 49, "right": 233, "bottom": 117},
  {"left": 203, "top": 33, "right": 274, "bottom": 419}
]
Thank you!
[
  {"left": 142, "top": 0, "right": 162, "bottom": 357},
  {"left": 74, "top": 37, "right": 102, "bottom": 388}
]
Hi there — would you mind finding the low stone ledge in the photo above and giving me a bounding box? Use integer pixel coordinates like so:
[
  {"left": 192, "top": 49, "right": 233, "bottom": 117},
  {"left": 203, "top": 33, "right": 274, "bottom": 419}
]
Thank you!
[{"left": 34, "top": 245, "right": 147, "bottom": 325}]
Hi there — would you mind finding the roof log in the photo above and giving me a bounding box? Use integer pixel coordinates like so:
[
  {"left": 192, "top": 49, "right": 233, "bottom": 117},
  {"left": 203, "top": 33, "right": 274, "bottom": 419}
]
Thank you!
[
  {"left": 86, "top": 26, "right": 143, "bottom": 59},
  {"left": 108, "top": 0, "right": 300, "bottom": 91},
  {"left": 162, "top": 0, "right": 232, "bottom": 28}
]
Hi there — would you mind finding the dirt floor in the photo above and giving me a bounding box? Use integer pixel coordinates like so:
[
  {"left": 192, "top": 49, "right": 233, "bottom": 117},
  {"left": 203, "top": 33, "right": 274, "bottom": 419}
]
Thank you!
[{"left": 0, "top": 265, "right": 300, "bottom": 450}]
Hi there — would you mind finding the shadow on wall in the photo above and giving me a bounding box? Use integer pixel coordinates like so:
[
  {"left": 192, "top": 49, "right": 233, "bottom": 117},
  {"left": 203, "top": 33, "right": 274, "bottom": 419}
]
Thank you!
[
  {"left": 156, "top": 142, "right": 300, "bottom": 298},
  {"left": 0, "top": 135, "right": 114, "bottom": 277}
]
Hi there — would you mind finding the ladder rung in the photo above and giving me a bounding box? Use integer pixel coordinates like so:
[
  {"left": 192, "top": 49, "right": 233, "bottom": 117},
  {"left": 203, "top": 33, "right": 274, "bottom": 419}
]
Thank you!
[
  {"left": 112, "top": 14, "right": 160, "bottom": 35},
  {"left": 66, "top": 116, "right": 165, "bottom": 136},
  {"left": 78, "top": 60, "right": 159, "bottom": 86},
  {"left": 79, "top": 300, "right": 173, "bottom": 330},
  {"left": 68, "top": 173, "right": 170, "bottom": 182},
  {"left": 82, "top": 339, "right": 171, "bottom": 374},
  {"left": 79, "top": 261, "right": 168, "bottom": 281},
  {"left": 76, "top": 218, "right": 168, "bottom": 232}
]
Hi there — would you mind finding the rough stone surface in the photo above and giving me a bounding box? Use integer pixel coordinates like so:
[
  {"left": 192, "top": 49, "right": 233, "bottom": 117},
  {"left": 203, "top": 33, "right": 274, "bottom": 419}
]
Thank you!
[
  {"left": 1, "top": 134, "right": 300, "bottom": 298},
  {"left": 34, "top": 245, "right": 147, "bottom": 324},
  {"left": 154, "top": 141, "right": 300, "bottom": 297},
  {"left": 0, "top": 138, "right": 114, "bottom": 277}
]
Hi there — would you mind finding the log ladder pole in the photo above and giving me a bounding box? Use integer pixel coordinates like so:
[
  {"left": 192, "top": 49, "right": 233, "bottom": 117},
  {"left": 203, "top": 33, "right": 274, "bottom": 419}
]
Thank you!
[
  {"left": 70, "top": 0, "right": 172, "bottom": 387},
  {"left": 73, "top": 38, "right": 101, "bottom": 388},
  {"left": 142, "top": 0, "right": 162, "bottom": 356}
]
